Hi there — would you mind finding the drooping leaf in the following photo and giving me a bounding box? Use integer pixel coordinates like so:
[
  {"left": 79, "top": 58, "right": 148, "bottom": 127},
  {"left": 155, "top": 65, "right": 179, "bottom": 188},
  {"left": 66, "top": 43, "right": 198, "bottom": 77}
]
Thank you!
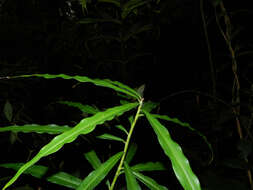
[
  {"left": 0, "top": 124, "right": 71, "bottom": 134},
  {"left": 131, "top": 162, "right": 166, "bottom": 172},
  {"left": 115, "top": 124, "right": 128, "bottom": 135},
  {"left": 97, "top": 133, "right": 125, "bottom": 143},
  {"left": 125, "top": 143, "right": 137, "bottom": 164},
  {"left": 124, "top": 162, "right": 141, "bottom": 190},
  {"left": 143, "top": 111, "right": 202, "bottom": 190},
  {"left": 3, "top": 100, "right": 13, "bottom": 122},
  {"left": 153, "top": 114, "right": 213, "bottom": 164},
  {"left": 84, "top": 150, "right": 102, "bottom": 170},
  {"left": 2, "top": 102, "right": 138, "bottom": 190},
  {"left": 58, "top": 101, "right": 99, "bottom": 115},
  {"left": 132, "top": 171, "right": 168, "bottom": 190},
  {"left": 0, "top": 163, "right": 82, "bottom": 189},
  {"left": 15, "top": 74, "right": 140, "bottom": 100},
  {"left": 77, "top": 152, "right": 123, "bottom": 190}
]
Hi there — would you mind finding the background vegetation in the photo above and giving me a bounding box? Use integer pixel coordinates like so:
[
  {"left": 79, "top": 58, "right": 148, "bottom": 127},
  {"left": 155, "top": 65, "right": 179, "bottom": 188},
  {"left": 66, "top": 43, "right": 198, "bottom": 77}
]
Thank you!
[{"left": 0, "top": 0, "right": 253, "bottom": 189}]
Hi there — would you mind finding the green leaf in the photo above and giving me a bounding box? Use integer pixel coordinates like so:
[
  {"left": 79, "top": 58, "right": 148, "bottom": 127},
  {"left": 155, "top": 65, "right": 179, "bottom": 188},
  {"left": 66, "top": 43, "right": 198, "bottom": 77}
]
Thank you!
[
  {"left": 133, "top": 171, "right": 168, "bottom": 190},
  {"left": 153, "top": 114, "right": 213, "bottom": 164},
  {"left": 2, "top": 102, "right": 138, "bottom": 190},
  {"left": 152, "top": 114, "right": 191, "bottom": 127},
  {"left": 0, "top": 124, "right": 71, "bottom": 134},
  {"left": 131, "top": 162, "right": 166, "bottom": 172},
  {"left": 128, "top": 115, "right": 134, "bottom": 124},
  {"left": 84, "top": 150, "right": 102, "bottom": 170},
  {"left": 125, "top": 143, "right": 137, "bottom": 164},
  {"left": 47, "top": 172, "right": 82, "bottom": 189},
  {"left": 143, "top": 111, "right": 202, "bottom": 190},
  {"left": 124, "top": 162, "right": 141, "bottom": 190},
  {"left": 84, "top": 150, "right": 111, "bottom": 189},
  {"left": 17, "top": 74, "right": 140, "bottom": 100},
  {"left": 104, "top": 79, "right": 141, "bottom": 100},
  {"left": 58, "top": 101, "right": 99, "bottom": 115},
  {"left": 137, "top": 84, "right": 145, "bottom": 97},
  {"left": 3, "top": 100, "right": 13, "bottom": 122},
  {"left": 142, "top": 101, "right": 159, "bottom": 113},
  {"left": 97, "top": 133, "right": 125, "bottom": 143},
  {"left": 115, "top": 124, "right": 128, "bottom": 135},
  {"left": 0, "top": 163, "right": 82, "bottom": 189},
  {"left": 77, "top": 152, "right": 123, "bottom": 190},
  {"left": 80, "top": 0, "right": 87, "bottom": 14}
]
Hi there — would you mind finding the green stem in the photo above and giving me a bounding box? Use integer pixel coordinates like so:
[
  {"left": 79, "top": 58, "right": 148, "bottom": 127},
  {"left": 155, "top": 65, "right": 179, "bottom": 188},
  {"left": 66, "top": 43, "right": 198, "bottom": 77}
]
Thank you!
[{"left": 109, "top": 98, "right": 144, "bottom": 190}]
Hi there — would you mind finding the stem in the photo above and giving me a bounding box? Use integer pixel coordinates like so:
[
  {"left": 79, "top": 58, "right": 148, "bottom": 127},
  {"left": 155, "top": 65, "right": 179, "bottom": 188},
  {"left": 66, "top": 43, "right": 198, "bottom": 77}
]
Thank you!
[{"left": 109, "top": 98, "right": 144, "bottom": 190}]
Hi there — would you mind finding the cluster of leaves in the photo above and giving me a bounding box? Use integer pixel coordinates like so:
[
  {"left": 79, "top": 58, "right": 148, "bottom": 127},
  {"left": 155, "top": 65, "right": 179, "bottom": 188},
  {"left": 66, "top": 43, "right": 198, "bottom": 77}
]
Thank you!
[{"left": 0, "top": 74, "right": 204, "bottom": 190}]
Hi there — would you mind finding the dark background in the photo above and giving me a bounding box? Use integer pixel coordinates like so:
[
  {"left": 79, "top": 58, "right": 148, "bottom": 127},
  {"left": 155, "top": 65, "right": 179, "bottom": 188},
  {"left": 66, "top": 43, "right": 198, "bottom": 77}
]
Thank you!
[{"left": 0, "top": 0, "right": 253, "bottom": 189}]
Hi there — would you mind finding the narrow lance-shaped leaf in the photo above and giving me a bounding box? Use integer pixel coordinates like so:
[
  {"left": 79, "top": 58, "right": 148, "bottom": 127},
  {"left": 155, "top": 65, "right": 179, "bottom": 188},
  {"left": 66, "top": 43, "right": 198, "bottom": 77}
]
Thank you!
[
  {"left": 104, "top": 79, "right": 141, "bottom": 100},
  {"left": 143, "top": 111, "right": 201, "bottom": 190},
  {"left": 0, "top": 124, "right": 71, "bottom": 134},
  {"left": 115, "top": 125, "right": 128, "bottom": 135},
  {"left": 0, "top": 163, "right": 82, "bottom": 189},
  {"left": 97, "top": 133, "right": 125, "bottom": 143},
  {"left": 153, "top": 114, "right": 213, "bottom": 164},
  {"left": 77, "top": 152, "right": 123, "bottom": 190},
  {"left": 58, "top": 101, "right": 99, "bottom": 115},
  {"left": 132, "top": 171, "right": 168, "bottom": 190},
  {"left": 84, "top": 150, "right": 111, "bottom": 189},
  {"left": 84, "top": 150, "right": 102, "bottom": 170},
  {"left": 131, "top": 162, "right": 166, "bottom": 172},
  {"left": 125, "top": 143, "right": 137, "bottom": 164},
  {"left": 15, "top": 74, "right": 140, "bottom": 100},
  {"left": 2, "top": 102, "right": 138, "bottom": 190},
  {"left": 124, "top": 162, "right": 141, "bottom": 190}
]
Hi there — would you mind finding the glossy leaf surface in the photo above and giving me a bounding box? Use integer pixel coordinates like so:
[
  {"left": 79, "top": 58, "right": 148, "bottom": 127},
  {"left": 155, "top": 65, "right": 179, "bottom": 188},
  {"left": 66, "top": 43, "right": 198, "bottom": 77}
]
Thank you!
[
  {"left": 0, "top": 124, "right": 71, "bottom": 134},
  {"left": 144, "top": 111, "right": 201, "bottom": 190},
  {"left": 2, "top": 102, "right": 138, "bottom": 190},
  {"left": 0, "top": 163, "right": 81, "bottom": 189},
  {"left": 131, "top": 162, "right": 166, "bottom": 172},
  {"left": 77, "top": 152, "right": 122, "bottom": 190},
  {"left": 153, "top": 114, "right": 213, "bottom": 164},
  {"left": 124, "top": 162, "right": 141, "bottom": 190},
  {"left": 97, "top": 133, "right": 125, "bottom": 143},
  {"left": 84, "top": 150, "right": 102, "bottom": 170},
  {"left": 133, "top": 171, "right": 168, "bottom": 190},
  {"left": 18, "top": 74, "right": 141, "bottom": 100}
]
